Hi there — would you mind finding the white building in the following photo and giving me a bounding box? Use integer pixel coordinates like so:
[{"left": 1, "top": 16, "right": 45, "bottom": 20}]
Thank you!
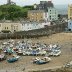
[
  {"left": 21, "top": 22, "right": 51, "bottom": 31},
  {"left": 68, "top": 20, "right": 72, "bottom": 31},
  {"left": 47, "top": 7, "right": 58, "bottom": 21},
  {"left": 43, "top": 12, "right": 49, "bottom": 21}
]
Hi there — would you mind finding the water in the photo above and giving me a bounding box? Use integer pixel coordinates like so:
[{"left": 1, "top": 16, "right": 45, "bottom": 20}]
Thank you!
[{"left": 55, "top": 5, "right": 68, "bottom": 15}]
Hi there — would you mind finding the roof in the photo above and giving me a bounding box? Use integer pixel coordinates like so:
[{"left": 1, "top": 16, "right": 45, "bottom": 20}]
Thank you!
[{"left": 28, "top": 10, "right": 45, "bottom": 13}]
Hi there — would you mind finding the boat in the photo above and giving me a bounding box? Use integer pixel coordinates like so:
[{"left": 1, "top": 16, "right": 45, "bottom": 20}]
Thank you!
[
  {"left": 7, "top": 57, "right": 18, "bottom": 63},
  {"left": 0, "top": 54, "right": 6, "bottom": 61},
  {"left": 32, "top": 57, "right": 51, "bottom": 64},
  {"left": 32, "top": 57, "right": 41, "bottom": 63},
  {"left": 36, "top": 60, "right": 48, "bottom": 65}
]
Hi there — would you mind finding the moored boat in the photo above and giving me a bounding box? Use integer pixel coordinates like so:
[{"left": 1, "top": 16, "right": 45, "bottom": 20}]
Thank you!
[{"left": 7, "top": 57, "right": 18, "bottom": 63}]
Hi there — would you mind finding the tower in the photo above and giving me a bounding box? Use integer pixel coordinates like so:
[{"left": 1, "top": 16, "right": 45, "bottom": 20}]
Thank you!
[
  {"left": 7, "top": 0, "right": 16, "bottom": 5},
  {"left": 7, "top": 0, "right": 11, "bottom": 4}
]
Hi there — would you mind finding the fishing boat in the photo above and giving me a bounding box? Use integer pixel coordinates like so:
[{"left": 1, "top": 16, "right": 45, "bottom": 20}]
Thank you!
[
  {"left": 7, "top": 57, "right": 18, "bottom": 63},
  {"left": 0, "top": 54, "right": 6, "bottom": 61},
  {"left": 32, "top": 57, "right": 41, "bottom": 63},
  {"left": 36, "top": 60, "right": 48, "bottom": 65},
  {"left": 32, "top": 57, "right": 51, "bottom": 65}
]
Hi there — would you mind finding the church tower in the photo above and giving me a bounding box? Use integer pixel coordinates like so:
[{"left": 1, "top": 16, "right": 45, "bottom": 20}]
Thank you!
[{"left": 7, "top": 0, "right": 11, "bottom": 4}]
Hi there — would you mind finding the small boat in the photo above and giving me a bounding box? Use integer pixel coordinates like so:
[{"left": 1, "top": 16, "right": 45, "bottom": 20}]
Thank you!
[
  {"left": 32, "top": 57, "right": 51, "bottom": 64},
  {"left": 4, "top": 48, "right": 13, "bottom": 55},
  {"left": 0, "top": 54, "right": 6, "bottom": 61},
  {"left": 36, "top": 60, "right": 48, "bottom": 65},
  {"left": 7, "top": 57, "right": 18, "bottom": 63},
  {"left": 32, "top": 57, "right": 40, "bottom": 63}
]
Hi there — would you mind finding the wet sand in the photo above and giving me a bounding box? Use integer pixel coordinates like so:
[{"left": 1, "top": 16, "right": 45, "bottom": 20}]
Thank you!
[{"left": 0, "top": 32, "right": 72, "bottom": 72}]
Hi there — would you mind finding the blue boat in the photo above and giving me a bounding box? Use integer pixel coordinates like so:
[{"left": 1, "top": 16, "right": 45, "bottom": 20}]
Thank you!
[
  {"left": 7, "top": 57, "right": 18, "bottom": 63},
  {"left": 36, "top": 60, "right": 48, "bottom": 65}
]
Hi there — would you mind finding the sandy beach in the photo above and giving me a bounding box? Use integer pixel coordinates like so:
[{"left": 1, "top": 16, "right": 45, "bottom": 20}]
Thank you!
[{"left": 0, "top": 32, "right": 72, "bottom": 72}]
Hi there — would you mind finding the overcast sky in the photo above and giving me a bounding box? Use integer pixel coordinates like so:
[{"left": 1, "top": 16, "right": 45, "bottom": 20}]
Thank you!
[{"left": 0, "top": 0, "right": 72, "bottom": 6}]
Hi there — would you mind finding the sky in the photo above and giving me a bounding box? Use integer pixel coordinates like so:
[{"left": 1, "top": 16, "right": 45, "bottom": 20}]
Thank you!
[{"left": 0, "top": 0, "right": 72, "bottom": 6}]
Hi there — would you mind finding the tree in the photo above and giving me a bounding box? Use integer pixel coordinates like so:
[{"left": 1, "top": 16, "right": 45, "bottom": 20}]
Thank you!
[{"left": 0, "top": 4, "right": 34, "bottom": 20}]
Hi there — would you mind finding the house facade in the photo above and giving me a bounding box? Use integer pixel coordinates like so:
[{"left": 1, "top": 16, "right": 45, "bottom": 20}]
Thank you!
[
  {"left": 47, "top": 7, "right": 58, "bottom": 21},
  {"left": 34, "top": 1, "right": 54, "bottom": 11},
  {"left": 28, "top": 10, "right": 48, "bottom": 22},
  {"left": 29, "top": 1, "right": 58, "bottom": 22},
  {"left": 11, "top": 23, "right": 22, "bottom": 32},
  {"left": 68, "top": 4, "right": 72, "bottom": 19},
  {"left": 0, "top": 23, "right": 2, "bottom": 32},
  {"left": 21, "top": 22, "right": 51, "bottom": 31},
  {"left": 0, "top": 21, "right": 21, "bottom": 32},
  {"left": 68, "top": 20, "right": 72, "bottom": 31},
  {"left": 2, "top": 23, "right": 12, "bottom": 32}
]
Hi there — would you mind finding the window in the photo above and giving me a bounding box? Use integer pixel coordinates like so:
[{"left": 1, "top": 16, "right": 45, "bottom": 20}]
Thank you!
[
  {"left": 41, "top": 16, "right": 43, "bottom": 18},
  {"left": 32, "top": 18, "right": 33, "bottom": 20},
  {"left": 7, "top": 27, "right": 8, "bottom": 29},
  {"left": 50, "top": 10, "right": 51, "bottom": 12},
  {"left": 37, "top": 13, "right": 38, "bottom": 15},
  {"left": 22, "top": 24, "right": 24, "bottom": 26},
  {"left": 32, "top": 13, "right": 34, "bottom": 16},
  {"left": 70, "top": 23, "right": 71, "bottom": 25},
  {"left": 5, "top": 27, "right": 6, "bottom": 29},
  {"left": 50, "top": 16, "right": 51, "bottom": 20}
]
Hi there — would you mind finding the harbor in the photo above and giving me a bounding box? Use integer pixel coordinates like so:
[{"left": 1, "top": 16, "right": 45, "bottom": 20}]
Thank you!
[{"left": 0, "top": 33, "right": 72, "bottom": 72}]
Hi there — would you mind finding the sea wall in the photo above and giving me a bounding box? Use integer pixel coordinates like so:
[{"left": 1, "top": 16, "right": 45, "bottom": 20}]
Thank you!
[{"left": 0, "top": 22, "right": 67, "bottom": 39}]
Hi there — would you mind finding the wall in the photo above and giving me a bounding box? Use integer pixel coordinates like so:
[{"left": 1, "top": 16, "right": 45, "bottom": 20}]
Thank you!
[
  {"left": 0, "top": 22, "right": 67, "bottom": 39},
  {"left": 68, "top": 20, "right": 72, "bottom": 31},
  {"left": 68, "top": 5, "right": 72, "bottom": 19},
  {"left": 21, "top": 22, "right": 51, "bottom": 31},
  {"left": 28, "top": 10, "right": 45, "bottom": 22},
  {"left": 11, "top": 23, "right": 22, "bottom": 32},
  {"left": 2, "top": 23, "right": 12, "bottom": 31},
  {"left": 48, "top": 7, "right": 58, "bottom": 21}
]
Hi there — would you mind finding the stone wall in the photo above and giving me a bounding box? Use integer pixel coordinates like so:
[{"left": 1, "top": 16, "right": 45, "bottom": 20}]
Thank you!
[{"left": 0, "top": 22, "right": 67, "bottom": 39}]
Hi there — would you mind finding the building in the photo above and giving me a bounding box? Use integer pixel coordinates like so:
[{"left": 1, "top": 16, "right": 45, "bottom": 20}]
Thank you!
[
  {"left": 68, "top": 20, "right": 72, "bottom": 31},
  {"left": 47, "top": 7, "right": 58, "bottom": 21},
  {"left": 30, "top": 1, "right": 58, "bottom": 22},
  {"left": 28, "top": 10, "right": 49, "bottom": 22},
  {"left": 11, "top": 23, "right": 22, "bottom": 32},
  {"left": 68, "top": 4, "right": 72, "bottom": 19},
  {"left": 34, "top": 1, "right": 54, "bottom": 11},
  {"left": 21, "top": 22, "right": 40, "bottom": 31},
  {"left": 7, "top": 0, "right": 16, "bottom": 5},
  {"left": 0, "top": 23, "right": 2, "bottom": 32},
  {"left": 7, "top": 0, "right": 11, "bottom": 4},
  {"left": 2, "top": 22, "right": 12, "bottom": 32},
  {"left": 21, "top": 21, "right": 51, "bottom": 31},
  {"left": 0, "top": 21, "right": 21, "bottom": 32}
]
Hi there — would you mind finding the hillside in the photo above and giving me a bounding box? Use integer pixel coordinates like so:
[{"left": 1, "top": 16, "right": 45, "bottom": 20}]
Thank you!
[{"left": 0, "top": 4, "right": 34, "bottom": 20}]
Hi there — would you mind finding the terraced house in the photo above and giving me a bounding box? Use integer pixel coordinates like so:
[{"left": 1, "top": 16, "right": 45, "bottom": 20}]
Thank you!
[
  {"left": 28, "top": 10, "right": 49, "bottom": 22},
  {"left": 68, "top": 4, "right": 72, "bottom": 19},
  {"left": 28, "top": 1, "right": 58, "bottom": 22},
  {"left": 0, "top": 21, "right": 22, "bottom": 33}
]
